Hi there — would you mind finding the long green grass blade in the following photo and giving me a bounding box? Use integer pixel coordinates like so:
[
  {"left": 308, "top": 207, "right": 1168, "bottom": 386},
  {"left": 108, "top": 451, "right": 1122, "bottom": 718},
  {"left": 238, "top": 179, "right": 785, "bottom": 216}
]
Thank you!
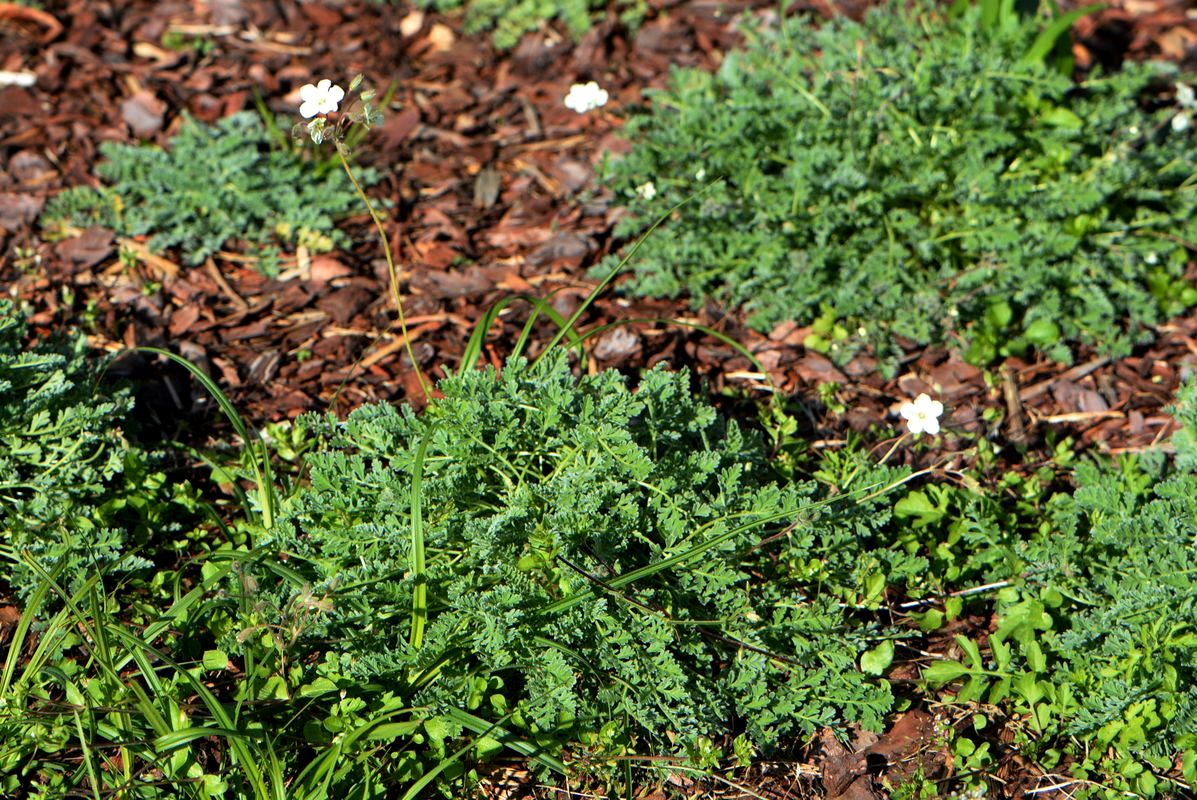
[
  {"left": 459, "top": 294, "right": 579, "bottom": 375},
  {"left": 1022, "top": 4, "right": 1103, "bottom": 64},
  {"left": 539, "top": 471, "right": 919, "bottom": 616},
  {"left": 443, "top": 708, "right": 567, "bottom": 773},
  {"left": 536, "top": 180, "right": 722, "bottom": 363},
  {"left": 0, "top": 551, "right": 64, "bottom": 696},
  {"left": 574, "top": 317, "right": 779, "bottom": 393},
  {"left": 409, "top": 434, "right": 430, "bottom": 650},
  {"left": 72, "top": 710, "right": 104, "bottom": 800},
  {"left": 139, "top": 346, "right": 276, "bottom": 530},
  {"left": 108, "top": 628, "right": 274, "bottom": 800}
]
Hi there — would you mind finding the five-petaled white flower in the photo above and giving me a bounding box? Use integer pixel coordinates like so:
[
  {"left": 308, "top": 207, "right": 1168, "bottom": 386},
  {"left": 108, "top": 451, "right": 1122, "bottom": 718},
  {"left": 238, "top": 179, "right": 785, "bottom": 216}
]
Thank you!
[
  {"left": 635, "top": 181, "right": 656, "bottom": 200},
  {"left": 299, "top": 79, "right": 345, "bottom": 119},
  {"left": 900, "top": 393, "right": 944, "bottom": 436},
  {"left": 1177, "top": 82, "right": 1197, "bottom": 110},
  {"left": 564, "top": 81, "right": 608, "bottom": 114},
  {"left": 1172, "top": 83, "right": 1196, "bottom": 133}
]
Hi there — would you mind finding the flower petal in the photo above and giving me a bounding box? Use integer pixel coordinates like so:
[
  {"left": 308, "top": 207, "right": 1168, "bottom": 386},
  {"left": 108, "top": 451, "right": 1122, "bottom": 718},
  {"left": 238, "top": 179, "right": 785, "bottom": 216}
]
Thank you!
[
  {"left": 299, "top": 83, "right": 318, "bottom": 103},
  {"left": 923, "top": 417, "right": 941, "bottom": 435},
  {"left": 328, "top": 85, "right": 345, "bottom": 103},
  {"left": 299, "top": 100, "right": 319, "bottom": 118},
  {"left": 317, "top": 79, "right": 332, "bottom": 92}
]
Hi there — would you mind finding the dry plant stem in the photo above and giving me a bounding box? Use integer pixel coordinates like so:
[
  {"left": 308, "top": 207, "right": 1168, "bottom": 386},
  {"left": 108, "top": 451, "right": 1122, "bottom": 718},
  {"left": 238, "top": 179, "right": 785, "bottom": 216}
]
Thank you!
[{"left": 335, "top": 141, "right": 431, "bottom": 399}]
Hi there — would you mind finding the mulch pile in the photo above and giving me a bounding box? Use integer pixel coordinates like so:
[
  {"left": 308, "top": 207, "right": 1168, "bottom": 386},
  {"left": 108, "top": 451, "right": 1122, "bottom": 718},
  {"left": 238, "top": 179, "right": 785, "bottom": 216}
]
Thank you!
[{"left": 2, "top": 0, "right": 1197, "bottom": 796}]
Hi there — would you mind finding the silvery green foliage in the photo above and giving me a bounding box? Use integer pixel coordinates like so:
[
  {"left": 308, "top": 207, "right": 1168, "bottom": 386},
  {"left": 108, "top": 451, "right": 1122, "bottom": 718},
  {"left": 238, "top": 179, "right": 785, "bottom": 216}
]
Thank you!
[
  {"left": 43, "top": 112, "right": 374, "bottom": 271},
  {"left": 399, "top": 0, "right": 648, "bottom": 49},
  {"left": 0, "top": 302, "right": 148, "bottom": 596},
  {"left": 603, "top": 1, "right": 1197, "bottom": 373},
  {"left": 1015, "top": 451, "right": 1197, "bottom": 794},
  {"left": 263, "top": 352, "right": 895, "bottom": 753},
  {"left": 1170, "top": 376, "right": 1197, "bottom": 473}
]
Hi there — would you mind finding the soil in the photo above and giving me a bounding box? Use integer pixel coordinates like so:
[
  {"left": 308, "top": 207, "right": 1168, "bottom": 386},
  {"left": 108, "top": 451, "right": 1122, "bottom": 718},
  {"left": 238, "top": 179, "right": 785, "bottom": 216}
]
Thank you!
[{"left": 2, "top": 0, "right": 1196, "bottom": 797}]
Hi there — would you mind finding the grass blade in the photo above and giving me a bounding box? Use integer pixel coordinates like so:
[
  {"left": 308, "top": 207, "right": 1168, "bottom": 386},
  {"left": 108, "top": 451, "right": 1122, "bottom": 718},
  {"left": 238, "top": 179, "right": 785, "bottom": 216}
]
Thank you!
[
  {"left": 410, "top": 434, "right": 430, "bottom": 650},
  {"left": 139, "top": 346, "right": 276, "bottom": 530},
  {"left": 1021, "top": 4, "right": 1103, "bottom": 65},
  {"left": 536, "top": 180, "right": 723, "bottom": 363},
  {"left": 459, "top": 294, "right": 580, "bottom": 375}
]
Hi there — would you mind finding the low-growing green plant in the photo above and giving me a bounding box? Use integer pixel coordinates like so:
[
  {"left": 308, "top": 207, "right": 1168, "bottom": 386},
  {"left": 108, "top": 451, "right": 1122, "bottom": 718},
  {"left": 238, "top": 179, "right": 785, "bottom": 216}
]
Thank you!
[
  {"left": 255, "top": 351, "right": 902, "bottom": 769},
  {"left": 386, "top": 0, "right": 648, "bottom": 49},
  {"left": 917, "top": 381, "right": 1197, "bottom": 797},
  {"left": 602, "top": 0, "right": 1197, "bottom": 372},
  {"left": 0, "top": 301, "right": 200, "bottom": 600},
  {"left": 8, "top": 294, "right": 1196, "bottom": 796},
  {"left": 41, "top": 111, "right": 376, "bottom": 271}
]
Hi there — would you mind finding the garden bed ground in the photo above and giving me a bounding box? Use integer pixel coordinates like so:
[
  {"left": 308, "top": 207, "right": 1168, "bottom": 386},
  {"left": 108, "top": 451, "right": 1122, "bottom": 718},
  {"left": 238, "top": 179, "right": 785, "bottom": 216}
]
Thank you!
[
  {"left": 4, "top": 0, "right": 1196, "bottom": 460},
  {"left": 2, "top": 1, "right": 1197, "bottom": 798}
]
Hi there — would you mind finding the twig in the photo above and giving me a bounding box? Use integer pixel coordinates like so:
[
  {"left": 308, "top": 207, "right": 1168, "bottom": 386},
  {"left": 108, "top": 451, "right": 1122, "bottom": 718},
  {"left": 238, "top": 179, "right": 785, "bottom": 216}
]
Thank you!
[
  {"left": 1019, "top": 356, "right": 1110, "bottom": 402},
  {"left": 1002, "top": 365, "right": 1028, "bottom": 442},
  {"left": 1037, "top": 410, "right": 1124, "bottom": 425},
  {"left": 898, "top": 580, "right": 1012, "bottom": 610},
  {"left": 204, "top": 257, "right": 250, "bottom": 312}
]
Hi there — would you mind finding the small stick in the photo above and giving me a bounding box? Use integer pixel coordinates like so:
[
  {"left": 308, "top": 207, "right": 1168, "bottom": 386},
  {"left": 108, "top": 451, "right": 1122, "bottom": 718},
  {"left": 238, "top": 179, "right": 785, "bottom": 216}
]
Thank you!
[
  {"left": 1019, "top": 356, "right": 1110, "bottom": 402},
  {"left": 898, "top": 580, "right": 1012, "bottom": 610},
  {"left": 1002, "top": 365, "right": 1027, "bottom": 443}
]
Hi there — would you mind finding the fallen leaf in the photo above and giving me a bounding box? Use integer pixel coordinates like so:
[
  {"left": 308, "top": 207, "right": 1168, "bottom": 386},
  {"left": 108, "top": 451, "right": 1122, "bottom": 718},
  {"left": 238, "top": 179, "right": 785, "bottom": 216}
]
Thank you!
[{"left": 121, "top": 89, "right": 167, "bottom": 137}]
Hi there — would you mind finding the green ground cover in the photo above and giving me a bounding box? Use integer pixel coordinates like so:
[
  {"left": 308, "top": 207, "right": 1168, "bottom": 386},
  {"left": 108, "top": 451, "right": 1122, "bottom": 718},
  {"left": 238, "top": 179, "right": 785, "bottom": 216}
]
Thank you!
[
  {"left": 42, "top": 112, "right": 374, "bottom": 272},
  {"left": 602, "top": 0, "right": 1197, "bottom": 373},
  {"left": 2, "top": 294, "right": 1194, "bottom": 797}
]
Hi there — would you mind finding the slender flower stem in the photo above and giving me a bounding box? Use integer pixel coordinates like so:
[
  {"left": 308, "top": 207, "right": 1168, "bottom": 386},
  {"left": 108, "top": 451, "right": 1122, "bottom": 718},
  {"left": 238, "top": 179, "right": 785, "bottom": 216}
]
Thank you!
[{"left": 335, "top": 141, "right": 431, "bottom": 400}]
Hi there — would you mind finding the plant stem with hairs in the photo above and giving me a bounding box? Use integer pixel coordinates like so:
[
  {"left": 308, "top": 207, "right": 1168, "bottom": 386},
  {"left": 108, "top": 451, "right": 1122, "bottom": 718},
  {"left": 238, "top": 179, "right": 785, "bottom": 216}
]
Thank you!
[{"left": 335, "top": 140, "right": 430, "bottom": 400}]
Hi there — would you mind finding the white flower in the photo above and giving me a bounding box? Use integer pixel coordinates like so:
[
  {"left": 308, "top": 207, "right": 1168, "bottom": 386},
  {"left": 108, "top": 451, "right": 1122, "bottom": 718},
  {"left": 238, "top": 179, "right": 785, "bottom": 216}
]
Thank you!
[
  {"left": 1177, "top": 82, "right": 1196, "bottom": 110},
  {"left": 564, "top": 81, "right": 608, "bottom": 113},
  {"left": 635, "top": 181, "right": 656, "bottom": 200},
  {"left": 695, "top": 168, "right": 706, "bottom": 181},
  {"left": 1172, "top": 112, "right": 1191, "bottom": 133},
  {"left": 299, "top": 79, "right": 345, "bottom": 119},
  {"left": 899, "top": 393, "right": 944, "bottom": 436},
  {"left": 1145, "top": 251, "right": 1159, "bottom": 265}
]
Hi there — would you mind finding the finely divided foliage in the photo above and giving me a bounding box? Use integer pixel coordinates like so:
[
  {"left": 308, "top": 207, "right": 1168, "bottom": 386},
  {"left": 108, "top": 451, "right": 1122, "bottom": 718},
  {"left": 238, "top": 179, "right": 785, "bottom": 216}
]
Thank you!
[
  {"left": 0, "top": 302, "right": 200, "bottom": 600},
  {"left": 2, "top": 312, "right": 1195, "bottom": 795},
  {"left": 42, "top": 111, "right": 374, "bottom": 271},
  {"left": 0, "top": 301, "right": 140, "bottom": 596},
  {"left": 603, "top": 1, "right": 1197, "bottom": 372},
  {"left": 261, "top": 352, "right": 895, "bottom": 754},
  {"left": 913, "top": 381, "right": 1197, "bottom": 797}
]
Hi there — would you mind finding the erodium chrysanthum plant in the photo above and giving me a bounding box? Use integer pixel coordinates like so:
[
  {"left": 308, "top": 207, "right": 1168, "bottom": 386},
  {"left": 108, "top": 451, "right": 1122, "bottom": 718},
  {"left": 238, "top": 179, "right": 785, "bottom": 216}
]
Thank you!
[
  {"left": 256, "top": 351, "right": 906, "bottom": 758},
  {"left": 602, "top": 0, "right": 1197, "bottom": 373},
  {"left": 42, "top": 111, "right": 372, "bottom": 272}
]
